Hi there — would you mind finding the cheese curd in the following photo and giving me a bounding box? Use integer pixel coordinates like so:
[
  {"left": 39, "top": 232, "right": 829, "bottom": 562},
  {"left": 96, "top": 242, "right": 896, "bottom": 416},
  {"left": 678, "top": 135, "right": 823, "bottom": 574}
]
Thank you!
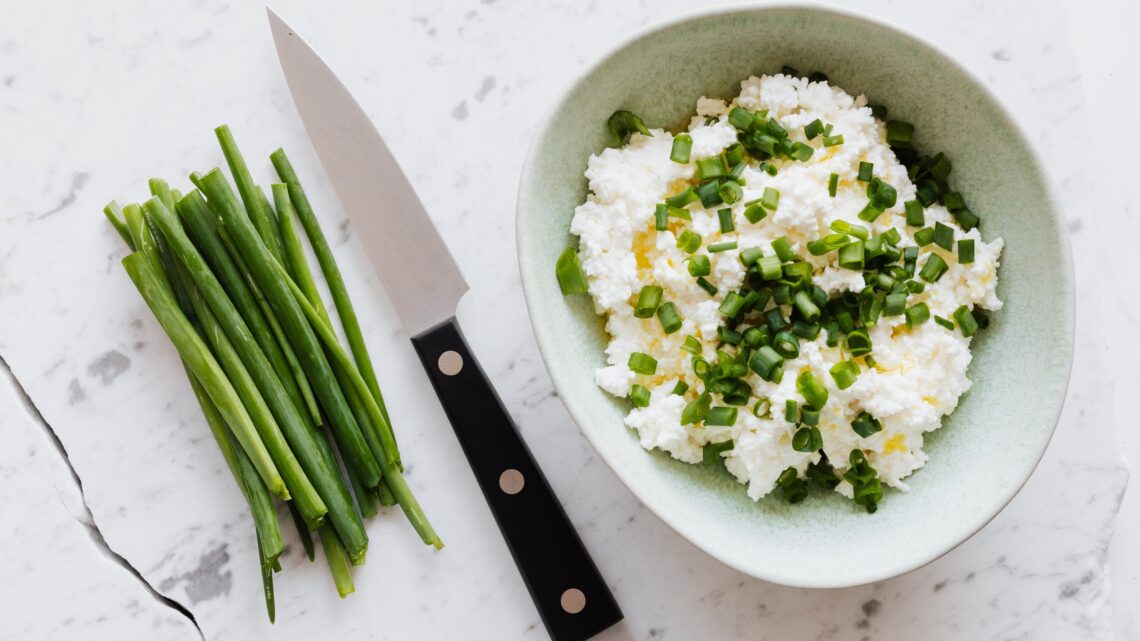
[{"left": 570, "top": 74, "right": 1003, "bottom": 505}]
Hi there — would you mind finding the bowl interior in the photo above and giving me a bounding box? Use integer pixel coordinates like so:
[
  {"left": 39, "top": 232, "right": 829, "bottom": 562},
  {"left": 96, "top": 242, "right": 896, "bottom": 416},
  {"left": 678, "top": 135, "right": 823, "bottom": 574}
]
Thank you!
[{"left": 517, "top": 5, "right": 1072, "bottom": 587}]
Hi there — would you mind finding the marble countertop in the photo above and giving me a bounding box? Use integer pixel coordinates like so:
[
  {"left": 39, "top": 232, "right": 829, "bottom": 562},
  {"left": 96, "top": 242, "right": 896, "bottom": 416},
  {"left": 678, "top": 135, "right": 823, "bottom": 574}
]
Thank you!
[{"left": 0, "top": 0, "right": 1134, "bottom": 639}]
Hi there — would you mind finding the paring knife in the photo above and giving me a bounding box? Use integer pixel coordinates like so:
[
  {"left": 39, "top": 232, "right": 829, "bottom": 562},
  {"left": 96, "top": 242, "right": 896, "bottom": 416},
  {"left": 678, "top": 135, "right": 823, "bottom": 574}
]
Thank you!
[{"left": 268, "top": 9, "right": 622, "bottom": 641}]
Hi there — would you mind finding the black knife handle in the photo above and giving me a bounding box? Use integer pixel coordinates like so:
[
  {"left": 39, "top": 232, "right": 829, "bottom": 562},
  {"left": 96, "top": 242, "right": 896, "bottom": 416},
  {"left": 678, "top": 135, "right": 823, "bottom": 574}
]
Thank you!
[{"left": 411, "top": 317, "right": 622, "bottom": 641}]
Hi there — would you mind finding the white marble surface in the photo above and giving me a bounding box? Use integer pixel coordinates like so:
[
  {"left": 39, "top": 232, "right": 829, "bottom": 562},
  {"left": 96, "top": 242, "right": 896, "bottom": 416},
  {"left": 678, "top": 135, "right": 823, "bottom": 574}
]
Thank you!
[{"left": 0, "top": 0, "right": 1131, "bottom": 639}]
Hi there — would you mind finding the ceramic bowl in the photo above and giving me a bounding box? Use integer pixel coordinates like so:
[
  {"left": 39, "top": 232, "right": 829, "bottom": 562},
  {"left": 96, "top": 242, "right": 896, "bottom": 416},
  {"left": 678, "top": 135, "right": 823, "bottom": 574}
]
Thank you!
[{"left": 516, "top": 3, "right": 1072, "bottom": 588}]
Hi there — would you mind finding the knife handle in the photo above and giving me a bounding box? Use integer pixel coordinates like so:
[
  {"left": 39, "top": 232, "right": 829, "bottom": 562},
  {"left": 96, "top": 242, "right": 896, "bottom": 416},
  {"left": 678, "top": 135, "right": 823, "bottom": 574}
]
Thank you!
[{"left": 411, "top": 317, "right": 623, "bottom": 641}]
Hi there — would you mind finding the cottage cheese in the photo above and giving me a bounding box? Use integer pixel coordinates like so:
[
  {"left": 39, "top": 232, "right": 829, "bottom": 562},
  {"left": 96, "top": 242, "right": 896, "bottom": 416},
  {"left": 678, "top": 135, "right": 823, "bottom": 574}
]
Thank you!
[{"left": 570, "top": 74, "right": 1003, "bottom": 505}]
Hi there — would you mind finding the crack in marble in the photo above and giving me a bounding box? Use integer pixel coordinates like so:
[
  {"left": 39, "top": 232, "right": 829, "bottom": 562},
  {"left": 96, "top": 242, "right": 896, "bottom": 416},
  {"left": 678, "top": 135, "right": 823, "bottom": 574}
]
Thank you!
[{"left": 0, "top": 354, "right": 205, "bottom": 641}]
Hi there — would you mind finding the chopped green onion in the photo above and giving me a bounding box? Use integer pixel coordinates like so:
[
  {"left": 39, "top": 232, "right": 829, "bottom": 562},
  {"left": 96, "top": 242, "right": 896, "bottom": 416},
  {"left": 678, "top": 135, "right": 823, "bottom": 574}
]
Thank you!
[
  {"left": 696, "top": 277, "right": 718, "bottom": 296},
  {"left": 758, "top": 254, "right": 783, "bottom": 281},
  {"left": 753, "top": 398, "right": 772, "bottom": 418},
  {"left": 708, "top": 241, "right": 737, "bottom": 253},
  {"left": 804, "top": 119, "right": 824, "bottom": 140},
  {"left": 953, "top": 207, "right": 980, "bottom": 231},
  {"left": 827, "top": 173, "right": 839, "bottom": 197},
  {"left": 772, "top": 237, "right": 795, "bottom": 262},
  {"left": 942, "top": 191, "right": 966, "bottom": 210},
  {"left": 784, "top": 399, "right": 798, "bottom": 422},
  {"left": 772, "top": 331, "right": 800, "bottom": 359},
  {"left": 681, "top": 335, "right": 703, "bottom": 355},
  {"left": 844, "top": 329, "right": 873, "bottom": 356},
  {"left": 749, "top": 346, "right": 784, "bottom": 381},
  {"left": 886, "top": 120, "right": 914, "bottom": 148},
  {"left": 776, "top": 467, "right": 808, "bottom": 503},
  {"left": 934, "top": 315, "right": 955, "bottom": 330},
  {"left": 857, "top": 162, "right": 873, "bottom": 182},
  {"left": 697, "top": 180, "right": 723, "bottom": 208},
  {"left": 717, "top": 181, "right": 743, "bottom": 205},
  {"left": 792, "top": 320, "right": 821, "bottom": 340},
  {"left": 666, "top": 187, "right": 698, "bottom": 208},
  {"left": 958, "top": 238, "right": 975, "bottom": 264},
  {"left": 555, "top": 247, "right": 589, "bottom": 295},
  {"left": 677, "top": 229, "right": 702, "bottom": 254},
  {"left": 904, "top": 302, "right": 930, "bottom": 328},
  {"left": 657, "top": 302, "right": 683, "bottom": 334},
  {"left": 857, "top": 203, "right": 884, "bottom": 223},
  {"left": 706, "top": 406, "right": 738, "bottom": 426},
  {"left": 784, "top": 260, "right": 812, "bottom": 279},
  {"left": 687, "top": 254, "right": 711, "bottom": 277},
  {"left": 867, "top": 178, "right": 898, "bottom": 209},
  {"left": 789, "top": 142, "right": 814, "bottom": 162},
  {"left": 702, "top": 440, "right": 734, "bottom": 465},
  {"left": 883, "top": 292, "right": 907, "bottom": 316},
  {"left": 793, "top": 290, "right": 821, "bottom": 322},
  {"left": 831, "top": 219, "right": 870, "bottom": 240},
  {"left": 792, "top": 426, "right": 823, "bottom": 452},
  {"left": 607, "top": 110, "right": 651, "bottom": 146},
  {"left": 796, "top": 370, "right": 829, "bottom": 409},
  {"left": 919, "top": 253, "right": 949, "bottom": 283},
  {"left": 851, "top": 412, "right": 882, "bottom": 437},
  {"left": 718, "top": 208, "right": 735, "bottom": 233},
  {"left": 838, "top": 240, "right": 865, "bottom": 270},
  {"left": 761, "top": 187, "right": 780, "bottom": 210},
  {"left": 681, "top": 393, "right": 711, "bottom": 425},
  {"left": 904, "top": 200, "right": 925, "bottom": 226},
  {"left": 673, "top": 380, "right": 690, "bottom": 395},
  {"left": 928, "top": 153, "right": 952, "bottom": 180},
  {"left": 628, "top": 352, "right": 658, "bottom": 375},
  {"left": 722, "top": 145, "right": 744, "bottom": 169},
  {"left": 654, "top": 204, "right": 669, "bottom": 231},
  {"left": 823, "top": 134, "right": 844, "bottom": 147},
  {"left": 728, "top": 107, "right": 755, "bottom": 131},
  {"left": 739, "top": 247, "right": 764, "bottom": 266},
  {"left": 953, "top": 305, "right": 979, "bottom": 337},
  {"left": 742, "top": 203, "right": 767, "bottom": 224},
  {"left": 717, "top": 327, "right": 743, "bottom": 346},
  {"left": 845, "top": 450, "right": 882, "bottom": 513},
  {"left": 630, "top": 384, "right": 650, "bottom": 408},
  {"left": 670, "top": 134, "right": 693, "bottom": 164},
  {"left": 914, "top": 227, "right": 935, "bottom": 246},
  {"left": 634, "top": 285, "right": 663, "bottom": 318},
  {"left": 743, "top": 326, "right": 769, "bottom": 347},
  {"left": 667, "top": 205, "right": 692, "bottom": 221},
  {"left": 719, "top": 292, "right": 746, "bottom": 318},
  {"left": 759, "top": 161, "right": 778, "bottom": 176},
  {"left": 696, "top": 156, "right": 728, "bottom": 180},
  {"left": 829, "top": 360, "right": 860, "bottom": 390},
  {"left": 933, "top": 222, "right": 954, "bottom": 251},
  {"left": 800, "top": 406, "right": 820, "bottom": 426}
]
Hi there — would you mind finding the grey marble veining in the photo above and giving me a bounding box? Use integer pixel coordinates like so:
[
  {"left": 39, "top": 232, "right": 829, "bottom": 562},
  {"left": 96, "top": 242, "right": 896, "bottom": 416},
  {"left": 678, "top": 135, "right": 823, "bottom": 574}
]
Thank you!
[{"left": 0, "top": 0, "right": 1128, "bottom": 639}]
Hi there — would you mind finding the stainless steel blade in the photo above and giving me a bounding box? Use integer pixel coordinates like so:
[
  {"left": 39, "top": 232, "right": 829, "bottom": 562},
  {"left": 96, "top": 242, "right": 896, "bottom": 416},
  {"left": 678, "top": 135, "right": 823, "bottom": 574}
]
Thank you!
[{"left": 268, "top": 8, "right": 468, "bottom": 335}]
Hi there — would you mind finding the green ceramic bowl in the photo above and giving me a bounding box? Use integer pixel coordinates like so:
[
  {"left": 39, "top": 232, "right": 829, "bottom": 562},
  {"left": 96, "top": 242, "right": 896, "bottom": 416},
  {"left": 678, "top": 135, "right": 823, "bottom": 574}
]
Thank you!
[{"left": 516, "top": 3, "right": 1072, "bottom": 587}]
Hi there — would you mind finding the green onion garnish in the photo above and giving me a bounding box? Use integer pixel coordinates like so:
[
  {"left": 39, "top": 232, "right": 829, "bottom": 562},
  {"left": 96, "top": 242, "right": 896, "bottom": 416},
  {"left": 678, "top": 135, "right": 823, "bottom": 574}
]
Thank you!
[
  {"left": 665, "top": 187, "right": 698, "bottom": 208},
  {"left": 753, "top": 398, "right": 772, "bottom": 418},
  {"left": 719, "top": 292, "right": 746, "bottom": 318},
  {"left": 793, "top": 290, "right": 821, "bottom": 322},
  {"left": 904, "top": 302, "right": 930, "bottom": 328},
  {"left": 630, "top": 384, "right": 650, "bottom": 408},
  {"left": 885, "top": 120, "right": 914, "bottom": 148},
  {"left": 607, "top": 110, "right": 651, "bottom": 146},
  {"left": 718, "top": 181, "right": 743, "bottom": 205},
  {"left": 829, "top": 360, "right": 860, "bottom": 390},
  {"left": 739, "top": 247, "right": 764, "bottom": 266},
  {"left": 942, "top": 191, "right": 966, "bottom": 210},
  {"left": 771, "top": 237, "right": 795, "bottom": 262},
  {"left": 933, "top": 222, "right": 954, "bottom": 251},
  {"left": 697, "top": 156, "right": 727, "bottom": 180},
  {"left": 790, "top": 142, "right": 814, "bottom": 162},
  {"left": 628, "top": 352, "right": 658, "bottom": 375},
  {"left": 696, "top": 277, "right": 718, "bottom": 296},
  {"left": 718, "top": 208, "right": 735, "bottom": 233},
  {"left": 687, "top": 254, "right": 711, "bottom": 277},
  {"left": 697, "top": 180, "right": 723, "bottom": 208},
  {"left": 831, "top": 219, "right": 870, "bottom": 240},
  {"left": 555, "top": 247, "right": 589, "bottom": 295},
  {"left": 702, "top": 440, "right": 734, "bottom": 465},
  {"left": 677, "top": 229, "right": 702, "bottom": 254},
  {"left": 784, "top": 399, "right": 798, "bottom": 422},
  {"left": 656, "top": 302, "right": 682, "bottom": 334},
  {"left": 958, "top": 238, "right": 975, "bottom": 264},
  {"left": 823, "top": 134, "right": 844, "bottom": 147},
  {"left": 857, "top": 162, "right": 873, "bottom": 182},
  {"left": 673, "top": 380, "right": 690, "bottom": 395},
  {"left": 800, "top": 406, "right": 821, "bottom": 426},
  {"left": 708, "top": 241, "right": 737, "bottom": 253},
  {"left": 933, "top": 315, "right": 955, "bottom": 330},
  {"left": 844, "top": 329, "right": 872, "bottom": 356},
  {"left": 761, "top": 187, "right": 780, "bottom": 210},
  {"left": 804, "top": 119, "right": 824, "bottom": 140},
  {"left": 919, "top": 253, "right": 949, "bottom": 283},
  {"left": 706, "top": 406, "right": 738, "bottom": 426},
  {"left": 634, "top": 285, "right": 663, "bottom": 318},
  {"left": 796, "top": 370, "right": 829, "bottom": 409},
  {"left": 883, "top": 292, "right": 907, "bottom": 316},
  {"left": 851, "top": 412, "right": 882, "bottom": 437},
  {"left": 828, "top": 173, "right": 839, "bottom": 197},
  {"left": 681, "top": 335, "right": 703, "bottom": 355},
  {"left": 953, "top": 305, "right": 979, "bottom": 337},
  {"left": 759, "top": 161, "right": 778, "bottom": 176},
  {"left": 792, "top": 426, "right": 823, "bottom": 452},
  {"left": 758, "top": 254, "right": 783, "bottom": 281},
  {"left": 681, "top": 393, "right": 711, "bottom": 425},
  {"left": 838, "top": 240, "right": 865, "bottom": 270},
  {"left": 670, "top": 134, "right": 693, "bottom": 164},
  {"left": 749, "top": 346, "right": 784, "bottom": 382},
  {"left": 953, "top": 208, "right": 980, "bottom": 231},
  {"left": 772, "top": 330, "right": 799, "bottom": 358},
  {"left": 728, "top": 107, "right": 755, "bottom": 131},
  {"left": 667, "top": 205, "right": 692, "bottom": 221},
  {"left": 743, "top": 203, "right": 767, "bottom": 224},
  {"left": 914, "top": 227, "right": 935, "bottom": 246},
  {"left": 654, "top": 204, "right": 669, "bottom": 231},
  {"left": 904, "top": 200, "right": 924, "bottom": 226},
  {"left": 725, "top": 143, "right": 745, "bottom": 166},
  {"left": 776, "top": 467, "right": 808, "bottom": 503}
]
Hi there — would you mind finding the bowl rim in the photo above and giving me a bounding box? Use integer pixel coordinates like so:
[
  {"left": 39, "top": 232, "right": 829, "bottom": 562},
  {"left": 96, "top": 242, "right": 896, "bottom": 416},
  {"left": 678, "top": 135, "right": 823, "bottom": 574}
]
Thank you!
[{"left": 515, "top": 0, "right": 1075, "bottom": 588}]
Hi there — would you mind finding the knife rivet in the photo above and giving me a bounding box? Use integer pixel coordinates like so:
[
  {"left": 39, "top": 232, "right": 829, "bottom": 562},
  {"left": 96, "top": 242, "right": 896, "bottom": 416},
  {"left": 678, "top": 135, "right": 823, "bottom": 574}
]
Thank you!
[
  {"left": 560, "top": 588, "right": 586, "bottom": 614},
  {"left": 499, "top": 468, "right": 525, "bottom": 495},
  {"left": 438, "top": 350, "right": 464, "bottom": 376}
]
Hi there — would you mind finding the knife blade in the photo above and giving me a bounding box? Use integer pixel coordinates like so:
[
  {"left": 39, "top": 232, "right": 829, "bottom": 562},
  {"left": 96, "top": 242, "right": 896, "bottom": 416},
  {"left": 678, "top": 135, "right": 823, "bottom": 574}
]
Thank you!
[{"left": 268, "top": 9, "right": 623, "bottom": 641}]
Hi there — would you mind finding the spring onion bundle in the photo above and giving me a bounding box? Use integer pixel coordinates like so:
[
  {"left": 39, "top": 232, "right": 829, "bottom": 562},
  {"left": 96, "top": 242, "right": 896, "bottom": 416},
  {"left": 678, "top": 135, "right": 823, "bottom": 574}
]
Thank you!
[{"left": 105, "top": 126, "right": 441, "bottom": 621}]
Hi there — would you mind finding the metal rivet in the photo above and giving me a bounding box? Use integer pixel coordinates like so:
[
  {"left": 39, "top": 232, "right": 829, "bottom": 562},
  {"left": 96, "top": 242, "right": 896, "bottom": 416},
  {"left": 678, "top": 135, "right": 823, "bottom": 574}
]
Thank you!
[
  {"left": 438, "top": 350, "right": 463, "bottom": 376},
  {"left": 499, "top": 468, "right": 525, "bottom": 495},
  {"left": 560, "top": 588, "right": 586, "bottom": 614}
]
